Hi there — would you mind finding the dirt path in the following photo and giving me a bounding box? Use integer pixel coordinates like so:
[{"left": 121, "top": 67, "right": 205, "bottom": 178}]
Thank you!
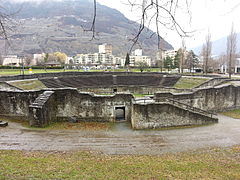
[{"left": 0, "top": 115, "right": 240, "bottom": 155}]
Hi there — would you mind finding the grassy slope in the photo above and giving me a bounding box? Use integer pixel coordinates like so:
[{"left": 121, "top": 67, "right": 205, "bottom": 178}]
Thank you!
[
  {"left": 8, "top": 80, "right": 47, "bottom": 90},
  {"left": 174, "top": 77, "right": 209, "bottom": 89},
  {"left": 221, "top": 109, "right": 240, "bottom": 119},
  {"left": 0, "top": 146, "right": 239, "bottom": 179}
]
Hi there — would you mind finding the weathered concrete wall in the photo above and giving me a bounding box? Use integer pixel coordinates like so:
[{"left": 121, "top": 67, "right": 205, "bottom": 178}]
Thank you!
[
  {"left": 53, "top": 89, "right": 133, "bottom": 122},
  {"left": 0, "top": 72, "right": 168, "bottom": 82},
  {"left": 29, "top": 91, "right": 56, "bottom": 127},
  {"left": 0, "top": 82, "right": 22, "bottom": 91},
  {"left": 0, "top": 88, "right": 134, "bottom": 126},
  {"left": 39, "top": 74, "right": 181, "bottom": 89},
  {"left": 131, "top": 103, "right": 217, "bottom": 129},
  {"left": 155, "top": 85, "right": 240, "bottom": 112},
  {"left": 194, "top": 78, "right": 228, "bottom": 89},
  {"left": 78, "top": 86, "right": 184, "bottom": 95},
  {"left": 0, "top": 90, "right": 42, "bottom": 118}
]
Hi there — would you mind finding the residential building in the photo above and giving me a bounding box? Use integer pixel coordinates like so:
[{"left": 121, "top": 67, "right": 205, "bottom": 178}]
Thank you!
[
  {"left": 3, "top": 55, "right": 22, "bottom": 66},
  {"left": 133, "top": 49, "right": 143, "bottom": 56},
  {"left": 74, "top": 53, "right": 117, "bottom": 65},
  {"left": 98, "top": 43, "right": 112, "bottom": 55},
  {"left": 129, "top": 55, "right": 151, "bottom": 67},
  {"left": 162, "top": 49, "right": 177, "bottom": 59},
  {"left": 220, "top": 57, "right": 240, "bottom": 73}
]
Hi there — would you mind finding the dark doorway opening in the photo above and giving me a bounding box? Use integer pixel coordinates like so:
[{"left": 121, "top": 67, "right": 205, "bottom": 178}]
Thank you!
[
  {"left": 115, "top": 107, "right": 125, "bottom": 121},
  {"left": 113, "top": 88, "right": 117, "bottom": 93}
]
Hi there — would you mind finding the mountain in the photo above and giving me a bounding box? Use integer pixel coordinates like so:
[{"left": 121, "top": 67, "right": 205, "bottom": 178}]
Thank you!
[
  {"left": 192, "top": 32, "right": 240, "bottom": 56},
  {"left": 0, "top": 0, "right": 173, "bottom": 57}
]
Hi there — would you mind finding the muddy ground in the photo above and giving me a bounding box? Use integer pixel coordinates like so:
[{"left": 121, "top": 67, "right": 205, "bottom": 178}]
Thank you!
[{"left": 0, "top": 115, "right": 240, "bottom": 155}]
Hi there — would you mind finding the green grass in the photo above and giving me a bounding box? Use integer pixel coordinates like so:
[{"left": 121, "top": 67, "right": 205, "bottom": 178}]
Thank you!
[
  {"left": 221, "top": 109, "right": 240, "bottom": 119},
  {"left": 0, "top": 146, "right": 239, "bottom": 179},
  {"left": 8, "top": 80, "right": 47, "bottom": 90},
  {"left": 44, "top": 121, "right": 113, "bottom": 130},
  {"left": 0, "top": 69, "right": 85, "bottom": 76},
  {"left": 0, "top": 68, "right": 167, "bottom": 76},
  {"left": 2, "top": 116, "right": 113, "bottom": 131},
  {"left": 174, "top": 77, "right": 209, "bottom": 89}
]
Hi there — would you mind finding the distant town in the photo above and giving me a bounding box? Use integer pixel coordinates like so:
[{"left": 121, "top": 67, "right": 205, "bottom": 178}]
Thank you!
[{"left": 2, "top": 43, "right": 240, "bottom": 74}]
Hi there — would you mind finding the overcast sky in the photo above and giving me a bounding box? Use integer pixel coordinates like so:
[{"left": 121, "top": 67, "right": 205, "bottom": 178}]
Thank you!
[
  {"left": 9, "top": 0, "right": 240, "bottom": 50},
  {"left": 97, "top": 0, "right": 240, "bottom": 50}
]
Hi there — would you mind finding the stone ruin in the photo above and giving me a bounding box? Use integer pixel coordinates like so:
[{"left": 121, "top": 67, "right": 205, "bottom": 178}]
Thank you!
[{"left": 1, "top": 72, "right": 232, "bottom": 129}]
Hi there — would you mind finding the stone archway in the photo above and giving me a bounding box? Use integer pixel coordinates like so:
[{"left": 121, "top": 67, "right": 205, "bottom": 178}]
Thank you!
[{"left": 115, "top": 107, "right": 125, "bottom": 121}]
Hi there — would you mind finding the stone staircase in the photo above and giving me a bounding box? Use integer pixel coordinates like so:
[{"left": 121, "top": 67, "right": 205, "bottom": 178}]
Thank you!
[
  {"left": 166, "top": 98, "right": 216, "bottom": 119},
  {"left": 29, "top": 91, "right": 55, "bottom": 127},
  {"left": 30, "top": 91, "right": 55, "bottom": 108}
]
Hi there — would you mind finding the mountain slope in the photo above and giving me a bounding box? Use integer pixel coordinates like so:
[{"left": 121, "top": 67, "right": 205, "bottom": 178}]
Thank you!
[
  {"left": 192, "top": 33, "right": 240, "bottom": 56},
  {"left": 0, "top": 0, "right": 173, "bottom": 56}
]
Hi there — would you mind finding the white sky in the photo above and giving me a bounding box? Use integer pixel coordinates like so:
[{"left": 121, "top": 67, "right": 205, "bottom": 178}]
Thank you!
[{"left": 97, "top": 0, "right": 240, "bottom": 50}]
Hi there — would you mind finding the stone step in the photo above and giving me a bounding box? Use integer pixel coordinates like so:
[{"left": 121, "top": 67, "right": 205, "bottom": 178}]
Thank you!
[{"left": 0, "top": 121, "right": 8, "bottom": 127}]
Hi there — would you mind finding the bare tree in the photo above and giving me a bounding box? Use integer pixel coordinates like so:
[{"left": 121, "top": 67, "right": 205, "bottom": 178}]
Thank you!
[
  {"left": 227, "top": 23, "right": 237, "bottom": 79},
  {"left": 84, "top": 0, "right": 97, "bottom": 40},
  {"left": 0, "top": 4, "right": 17, "bottom": 41},
  {"left": 24, "top": 55, "right": 32, "bottom": 66},
  {"left": 179, "top": 39, "right": 186, "bottom": 73},
  {"left": 0, "top": 2, "right": 19, "bottom": 54},
  {"left": 0, "top": 53, "right": 3, "bottom": 65},
  {"left": 90, "top": 0, "right": 192, "bottom": 52},
  {"left": 136, "top": 61, "right": 148, "bottom": 72},
  {"left": 202, "top": 31, "right": 212, "bottom": 74},
  {"left": 0, "top": 9, "right": 9, "bottom": 41},
  {"left": 127, "top": 0, "right": 192, "bottom": 52}
]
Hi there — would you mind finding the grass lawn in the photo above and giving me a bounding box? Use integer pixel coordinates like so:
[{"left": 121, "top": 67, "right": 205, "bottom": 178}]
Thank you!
[
  {"left": 221, "top": 109, "right": 240, "bottom": 119},
  {"left": 174, "top": 77, "right": 209, "bottom": 89},
  {"left": 0, "top": 146, "right": 239, "bottom": 179},
  {"left": 2, "top": 116, "right": 113, "bottom": 131},
  {"left": 43, "top": 121, "right": 113, "bottom": 130},
  {"left": 0, "top": 68, "right": 166, "bottom": 76},
  {"left": 8, "top": 80, "right": 47, "bottom": 90},
  {"left": 0, "top": 69, "right": 84, "bottom": 76}
]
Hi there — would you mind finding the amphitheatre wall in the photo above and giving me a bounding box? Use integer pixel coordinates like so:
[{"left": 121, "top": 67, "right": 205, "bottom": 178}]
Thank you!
[
  {"left": 0, "top": 87, "right": 219, "bottom": 128},
  {"left": 0, "top": 72, "right": 168, "bottom": 82},
  {"left": 0, "top": 88, "right": 133, "bottom": 127},
  {"left": 155, "top": 85, "right": 240, "bottom": 112},
  {"left": 0, "top": 82, "right": 21, "bottom": 91},
  {"left": 0, "top": 90, "right": 42, "bottom": 118},
  {"left": 131, "top": 103, "right": 217, "bottom": 129},
  {"left": 53, "top": 89, "right": 133, "bottom": 122},
  {"left": 28, "top": 89, "right": 134, "bottom": 127}
]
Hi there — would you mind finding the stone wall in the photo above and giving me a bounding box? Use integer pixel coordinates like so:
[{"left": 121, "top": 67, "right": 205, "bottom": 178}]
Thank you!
[
  {"left": 0, "top": 72, "right": 168, "bottom": 82},
  {"left": 78, "top": 86, "right": 182, "bottom": 95},
  {"left": 29, "top": 91, "right": 56, "bottom": 127},
  {"left": 131, "top": 103, "right": 217, "bottom": 129},
  {"left": 0, "top": 88, "right": 134, "bottom": 127},
  {"left": 0, "top": 82, "right": 22, "bottom": 91},
  {"left": 40, "top": 74, "right": 181, "bottom": 89},
  {"left": 0, "top": 90, "right": 42, "bottom": 118},
  {"left": 155, "top": 85, "right": 240, "bottom": 112},
  {"left": 194, "top": 77, "right": 228, "bottom": 89},
  {"left": 53, "top": 89, "right": 133, "bottom": 122},
  {"left": 0, "top": 86, "right": 222, "bottom": 128}
]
